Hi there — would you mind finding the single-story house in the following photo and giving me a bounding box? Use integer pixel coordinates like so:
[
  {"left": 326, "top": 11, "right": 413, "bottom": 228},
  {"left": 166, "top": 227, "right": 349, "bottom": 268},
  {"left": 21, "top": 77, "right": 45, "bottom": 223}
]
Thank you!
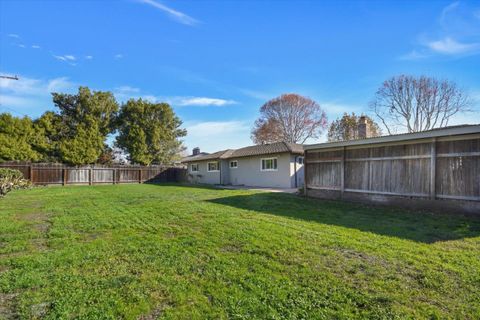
[{"left": 181, "top": 142, "right": 305, "bottom": 188}]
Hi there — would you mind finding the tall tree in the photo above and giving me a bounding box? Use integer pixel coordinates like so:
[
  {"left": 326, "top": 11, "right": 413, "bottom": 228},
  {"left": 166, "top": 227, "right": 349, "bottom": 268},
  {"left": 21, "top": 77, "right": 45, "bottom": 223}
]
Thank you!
[
  {"left": 251, "top": 93, "right": 327, "bottom": 144},
  {"left": 115, "top": 99, "right": 187, "bottom": 165},
  {"left": 328, "top": 113, "right": 381, "bottom": 142},
  {"left": 251, "top": 118, "right": 283, "bottom": 145},
  {"left": 0, "top": 113, "right": 41, "bottom": 162},
  {"left": 371, "top": 75, "right": 470, "bottom": 135},
  {"left": 49, "top": 87, "right": 119, "bottom": 165}
]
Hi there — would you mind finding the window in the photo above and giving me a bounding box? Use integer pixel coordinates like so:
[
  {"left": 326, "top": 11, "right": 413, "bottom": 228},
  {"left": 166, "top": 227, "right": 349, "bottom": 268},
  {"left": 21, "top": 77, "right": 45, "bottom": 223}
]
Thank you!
[
  {"left": 230, "top": 160, "right": 238, "bottom": 168},
  {"left": 191, "top": 163, "right": 199, "bottom": 172},
  {"left": 297, "top": 157, "right": 304, "bottom": 165},
  {"left": 261, "top": 158, "right": 278, "bottom": 171},
  {"left": 207, "top": 161, "right": 219, "bottom": 172}
]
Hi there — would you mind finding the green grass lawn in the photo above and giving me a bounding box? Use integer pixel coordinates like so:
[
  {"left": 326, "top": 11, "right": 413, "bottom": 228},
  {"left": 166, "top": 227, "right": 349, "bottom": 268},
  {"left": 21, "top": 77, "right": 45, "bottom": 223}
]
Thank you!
[{"left": 1, "top": 184, "right": 479, "bottom": 319}]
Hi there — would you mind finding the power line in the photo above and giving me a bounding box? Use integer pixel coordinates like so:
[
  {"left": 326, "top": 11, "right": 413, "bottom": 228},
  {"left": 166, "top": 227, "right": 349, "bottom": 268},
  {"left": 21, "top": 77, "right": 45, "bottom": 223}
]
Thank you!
[{"left": 0, "top": 75, "right": 19, "bottom": 80}]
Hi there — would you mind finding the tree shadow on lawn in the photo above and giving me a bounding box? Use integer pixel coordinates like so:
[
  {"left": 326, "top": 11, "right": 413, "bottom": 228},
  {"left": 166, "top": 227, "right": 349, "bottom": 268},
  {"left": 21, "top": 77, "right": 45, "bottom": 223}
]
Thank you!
[{"left": 206, "top": 192, "right": 480, "bottom": 244}]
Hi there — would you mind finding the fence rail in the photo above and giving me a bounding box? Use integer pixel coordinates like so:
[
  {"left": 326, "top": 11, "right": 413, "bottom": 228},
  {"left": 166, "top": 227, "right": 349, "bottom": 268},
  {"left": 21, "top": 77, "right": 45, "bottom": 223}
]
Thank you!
[
  {"left": 304, "top": 132, "right": 480, "bottom": 214},
  {"left": 0, "top": 163, "right": 187, "bottom": 185}
]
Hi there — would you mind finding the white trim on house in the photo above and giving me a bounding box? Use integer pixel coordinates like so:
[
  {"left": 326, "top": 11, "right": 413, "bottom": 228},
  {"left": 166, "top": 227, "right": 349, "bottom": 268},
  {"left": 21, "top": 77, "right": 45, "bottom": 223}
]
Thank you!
[
  {"left": 229, "top": 160, "right": 238, "bottom": 169},
  {"left": 260, "top": 157, "right": 278, "bottom": 171},
  {"left": 207, "top": 161, "right": 220, "bottom": 172},
  {"left": 190, "top": 163, "right": 199, "bottom": 172}
]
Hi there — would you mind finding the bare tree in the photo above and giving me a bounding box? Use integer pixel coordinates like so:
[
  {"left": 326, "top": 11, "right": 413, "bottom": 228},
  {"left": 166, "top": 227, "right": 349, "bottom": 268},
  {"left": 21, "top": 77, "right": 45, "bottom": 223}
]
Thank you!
[
  {"left": 371, "top": 75, "right": 470, "bottom": 135},
  {"left": 251, "top": 93, "right": 327, "bottom": 144},
  {"left": 251, "top": 118, "right": 283, "bottom": 145}
]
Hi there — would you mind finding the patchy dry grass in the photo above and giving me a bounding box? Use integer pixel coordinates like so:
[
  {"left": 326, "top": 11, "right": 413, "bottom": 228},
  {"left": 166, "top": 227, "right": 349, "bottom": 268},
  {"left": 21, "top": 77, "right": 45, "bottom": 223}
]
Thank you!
[{"left": 0, "top": 184, "right": 479, "bottom": 319}]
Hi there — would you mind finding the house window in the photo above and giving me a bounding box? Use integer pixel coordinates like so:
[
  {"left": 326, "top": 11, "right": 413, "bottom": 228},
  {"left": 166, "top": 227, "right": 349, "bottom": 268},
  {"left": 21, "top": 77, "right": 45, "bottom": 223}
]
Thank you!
[
  {"left": 297, "top": 157, "right": 304, "bottom": 165},
  {"left": 191, "top": 163, "right": 199, "bottom": 172},
  {"left": 207, "top": 161, "right": 219, "bottom": 172},
  {"left": 230, "top": 160, "right": 238, "bottom": 168},
  {"left": 261, "top": 158, "right": 278, "bottom": 171}
]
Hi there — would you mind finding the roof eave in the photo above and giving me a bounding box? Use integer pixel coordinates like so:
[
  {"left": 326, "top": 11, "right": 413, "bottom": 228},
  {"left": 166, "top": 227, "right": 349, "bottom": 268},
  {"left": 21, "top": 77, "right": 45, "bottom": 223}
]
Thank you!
[{"left": 304, "top": 125, "right": 480, "bottom": 150}]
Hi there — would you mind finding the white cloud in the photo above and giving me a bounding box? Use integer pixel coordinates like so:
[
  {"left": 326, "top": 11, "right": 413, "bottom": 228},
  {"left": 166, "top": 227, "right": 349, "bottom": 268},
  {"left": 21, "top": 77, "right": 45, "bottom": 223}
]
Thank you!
[
  {"left": 115, "top": 86, "right": 140, "bottom": 94},
  {"left": 426, "top": 37, "right": 480, "bottom": 55},
  {"left": 114, "top": 54, "right": 123, "bottom": 59},
  {"left": 18, "top": 44, "right": 26, "bottom": 48},
  {"left": 53, "top": 54, "right": 76, "bottom": 61},
  {"left": 31, "top": 45, "right": 41, "bottom": 49},
  {"left": 136, "top": 0, "right": 199, "bottom": 26},
  {"left": 183, "top": 120, "right": 252, "bottom": 152},
  {"left": 0, "top": 74, "right": 76, "bottom": 116},
  {"left": 85, "top": 55, "right": 93, "bottom": 60},
  {"left": 173, "top": 97, "right": 236, "bottom": 107},
  {"left": 398, "top": 50, "right": 429, "bottom": 61},
  {"left": 7, "top": 34, "right": 20, "bottom": 38}
]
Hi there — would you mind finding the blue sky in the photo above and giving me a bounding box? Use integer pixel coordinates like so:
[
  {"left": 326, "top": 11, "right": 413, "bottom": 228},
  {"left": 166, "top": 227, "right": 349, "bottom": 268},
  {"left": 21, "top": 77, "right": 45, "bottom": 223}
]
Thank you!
[{"left": 1, "top": 0, "right": 479, "bottom": 153}]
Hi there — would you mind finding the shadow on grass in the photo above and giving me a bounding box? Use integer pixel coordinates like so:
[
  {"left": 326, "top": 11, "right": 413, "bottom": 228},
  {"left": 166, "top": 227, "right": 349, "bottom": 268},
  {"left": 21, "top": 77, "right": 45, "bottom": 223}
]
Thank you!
[{"left": 206, "top": 192, "right": 480, "bottom": 244}]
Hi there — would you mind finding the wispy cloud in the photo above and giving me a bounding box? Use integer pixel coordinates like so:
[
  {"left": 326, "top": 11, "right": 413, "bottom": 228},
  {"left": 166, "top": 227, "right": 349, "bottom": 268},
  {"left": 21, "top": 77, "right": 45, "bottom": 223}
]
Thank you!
[
  {"left": 17, "top": 44, "right": 26, "bottom": 48},
  {"left": 183, "top": 120, "right": 251, "bottom": 152},
  {"left": 401, "top": 2, "right": 480, "bottom": 60},
  {"left": 113, "top": 85, "right": 236, "bottom": 107},
  {"left": 53, "top": 54, "right": 76, "bottom": 62},
  {"left": 31, "top": 45, "right": 41, "bottom": 49},
  {"left": 85, "top": 55, "right": 93, "bottom": 60},
  {"left": 115, "top": 86, "right": 140, "bottom": 94},
  {"left": 7, "top": 34, "right": 20, "bottom": 38},
  {"left": 136, "top": 0, "right": 199, "bottom": 26},
  {"left": 114, "top": 53, "right": 123, "bottom": 59},
  {"left": 426, "top": 37, "right": 480, "bottom": 55},
  {"left": 399, "top": 50, "right": 429, "bottom": 61},
  {"left": 173, "top": 97, "right": 236, "bottom": 107},
  {"left": 0, "top": 74, "right": 76, "bottom": 116}
]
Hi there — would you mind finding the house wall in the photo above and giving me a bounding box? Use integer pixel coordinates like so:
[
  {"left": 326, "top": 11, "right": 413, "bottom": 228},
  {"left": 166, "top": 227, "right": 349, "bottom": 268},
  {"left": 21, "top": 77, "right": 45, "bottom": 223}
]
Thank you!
[
  {"left": 186, "top": 160, "right": 221, "bottom": 185},
  {"left": 290, "top": 154, "right": 305, "bottom": 188},
  {"left": 227, "top": 153, "right": 293, "bottom": 188}
]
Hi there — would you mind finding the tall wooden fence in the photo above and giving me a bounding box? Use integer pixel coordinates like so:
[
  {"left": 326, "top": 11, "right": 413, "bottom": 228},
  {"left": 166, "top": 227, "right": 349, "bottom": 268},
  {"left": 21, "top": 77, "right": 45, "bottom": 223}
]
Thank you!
[
  {"left": 304, "top": 130, "right": 480, "bottom": 214},
  {"left": 0, "top": 162, "right": 187, "bottom": 185}
]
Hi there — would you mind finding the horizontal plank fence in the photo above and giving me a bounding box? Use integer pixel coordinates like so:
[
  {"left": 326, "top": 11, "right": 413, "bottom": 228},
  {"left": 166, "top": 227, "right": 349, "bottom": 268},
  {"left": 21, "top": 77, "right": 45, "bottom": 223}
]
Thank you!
[
  {"left": 0, "top": 162, "right": 187, "bottom": 186},
  {"left": 305, "top": 131, "right": 480, "bottom": 214}
]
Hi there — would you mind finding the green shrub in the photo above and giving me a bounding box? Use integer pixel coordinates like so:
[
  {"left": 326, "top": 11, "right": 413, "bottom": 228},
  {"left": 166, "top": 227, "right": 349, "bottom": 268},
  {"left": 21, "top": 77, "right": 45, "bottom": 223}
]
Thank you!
[{"left": 0, "top": 168, "right": 32, "bottom": 197}]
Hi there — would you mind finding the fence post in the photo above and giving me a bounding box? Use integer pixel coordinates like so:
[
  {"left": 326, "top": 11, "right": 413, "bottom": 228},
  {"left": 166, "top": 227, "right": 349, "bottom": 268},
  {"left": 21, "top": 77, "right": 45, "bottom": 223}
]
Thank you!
[
  {"left": 62, "top": 168, "right": 67, "bottom": 186},
  {"left": 139, "top": 168, "right": 142, "bottom": 183},
  {"left": 112, "top": 168, "right": 116, "bottom": 185},
  {"left": 29, "top": 165, "right": 33, "bottom": 182},
  {"left": 89, "top": 168, "right": 92, "bottom": 185},
  {"left": 303, "top": 150, "right": 308, "bottom": 197},
  {"left": 430, "top": 138, "right": 437, "bottom": 200},
  {"left": 341, "top": 146, "right": 345, "bottom": 198}
]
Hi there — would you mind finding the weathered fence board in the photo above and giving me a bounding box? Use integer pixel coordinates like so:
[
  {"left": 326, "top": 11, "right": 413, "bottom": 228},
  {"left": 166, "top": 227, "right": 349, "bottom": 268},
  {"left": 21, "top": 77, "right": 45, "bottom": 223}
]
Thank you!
[
  {"left": 0, "top": 162, "right": 186, "bottom": 185},
  {"left": 305, "top": 129, "right": 480, "bottom": 214}
]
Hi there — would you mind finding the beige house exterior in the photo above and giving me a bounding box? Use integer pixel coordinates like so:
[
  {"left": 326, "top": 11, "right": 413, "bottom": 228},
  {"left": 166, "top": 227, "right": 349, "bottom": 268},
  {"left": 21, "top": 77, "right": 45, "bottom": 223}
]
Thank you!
[{"left": 182, "top": 142, "right": 304, "bottom": 188}]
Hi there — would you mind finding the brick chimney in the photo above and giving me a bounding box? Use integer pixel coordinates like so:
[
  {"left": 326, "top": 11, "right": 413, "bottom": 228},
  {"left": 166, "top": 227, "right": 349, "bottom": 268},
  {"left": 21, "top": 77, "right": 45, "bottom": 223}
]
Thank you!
[
  {"left": 358, "top": 116, "right": 369, "bottom": 139},
  {"left": 192, "top": 147, "right": 200, "bottom": 156}
]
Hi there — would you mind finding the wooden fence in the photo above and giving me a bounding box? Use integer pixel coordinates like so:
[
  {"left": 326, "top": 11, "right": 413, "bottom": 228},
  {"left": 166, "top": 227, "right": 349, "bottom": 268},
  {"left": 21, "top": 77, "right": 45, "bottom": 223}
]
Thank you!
[
  {"left": 304, "top": 128, "right": 480, "bottom": 214},
  {"left": 0, "top": 162, "right": 187, "bottom": 185}
]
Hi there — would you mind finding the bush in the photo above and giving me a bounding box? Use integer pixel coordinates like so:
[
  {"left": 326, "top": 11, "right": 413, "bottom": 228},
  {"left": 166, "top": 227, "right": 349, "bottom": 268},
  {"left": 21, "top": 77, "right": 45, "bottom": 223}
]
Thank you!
[{"left": 0, "top": 168, "right": 32, "bottom": 197}]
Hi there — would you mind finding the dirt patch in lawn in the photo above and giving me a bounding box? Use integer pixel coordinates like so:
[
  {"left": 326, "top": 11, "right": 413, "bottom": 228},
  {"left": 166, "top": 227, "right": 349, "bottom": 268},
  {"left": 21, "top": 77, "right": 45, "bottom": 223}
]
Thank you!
[
  {"left": 16, "top": 212, "right": 51, "bottom": 251},
  {"left": 0, "top": 292, "right": 18, "bottom": 320}
]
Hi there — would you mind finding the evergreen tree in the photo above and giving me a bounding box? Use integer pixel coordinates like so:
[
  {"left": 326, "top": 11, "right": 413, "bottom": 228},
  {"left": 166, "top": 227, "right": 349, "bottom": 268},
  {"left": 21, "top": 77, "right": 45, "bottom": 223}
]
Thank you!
[
  {"left": 116, "top": 99, "right": 186, "bottom": 165},
  {"left": 0, "top": 113, "right": 41, "bottom": 162}
]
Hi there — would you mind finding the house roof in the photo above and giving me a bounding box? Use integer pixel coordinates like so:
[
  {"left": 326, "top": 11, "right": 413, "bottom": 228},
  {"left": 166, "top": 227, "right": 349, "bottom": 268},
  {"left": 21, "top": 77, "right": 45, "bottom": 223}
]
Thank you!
[
  {"left": 229, "top": 141, "right": 304, "bottom": 158},
  {"left": 181, "top": 141, "right": 304, "bottom": 163},
  {"left": 304, "top": 124, "right": 480, "bottom": 151}
]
